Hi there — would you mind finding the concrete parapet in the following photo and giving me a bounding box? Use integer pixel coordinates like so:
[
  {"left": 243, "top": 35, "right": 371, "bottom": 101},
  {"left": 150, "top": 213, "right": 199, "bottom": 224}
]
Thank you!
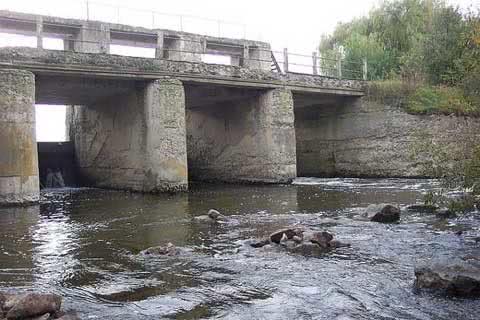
[{"left": 0, "top": 69, "right": 39, "bottom": 206}]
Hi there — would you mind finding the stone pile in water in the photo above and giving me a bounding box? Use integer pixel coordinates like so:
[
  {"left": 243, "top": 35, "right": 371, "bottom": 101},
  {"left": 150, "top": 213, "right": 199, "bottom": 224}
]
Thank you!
[
  {"left": 250, "top": 228, "right": 350, "bottom": 255},
  {"left": 0, "top": 292, "right": 78, "bottom": 320}
]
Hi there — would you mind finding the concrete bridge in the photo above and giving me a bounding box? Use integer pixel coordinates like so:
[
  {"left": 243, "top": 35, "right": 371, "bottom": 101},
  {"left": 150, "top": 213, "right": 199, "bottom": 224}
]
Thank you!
[{"left": 0, "top": 10, "right": 364, "bottom": 206}]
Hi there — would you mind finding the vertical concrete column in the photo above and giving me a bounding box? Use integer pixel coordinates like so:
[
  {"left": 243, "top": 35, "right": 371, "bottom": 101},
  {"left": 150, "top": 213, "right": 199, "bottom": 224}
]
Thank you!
[
  {"left": 142, "top": 78, "right": 188, "bottom": 192},
  {"left": 75, "top": 22, "right": 110, "bottom": 53},
  {"left": 244, "top": 45, "right": 271, "bottom": 70},
  {"left": 0, "top": 69, "right": 39, "bottom": 206},
  {"left": 255, "top": 87, "right": 297, "bottom": 182},
  {"left": 36, "top": 16, "right": 43, "bottom": 49},
  {"left": 155, "top": 31, "right": 164, "bottom": 59}
]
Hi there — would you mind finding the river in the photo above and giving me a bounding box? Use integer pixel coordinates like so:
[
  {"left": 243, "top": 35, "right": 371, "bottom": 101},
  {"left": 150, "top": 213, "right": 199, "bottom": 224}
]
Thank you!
[{"left": 1, "top": 178, "right": 479, "bottom": 319}]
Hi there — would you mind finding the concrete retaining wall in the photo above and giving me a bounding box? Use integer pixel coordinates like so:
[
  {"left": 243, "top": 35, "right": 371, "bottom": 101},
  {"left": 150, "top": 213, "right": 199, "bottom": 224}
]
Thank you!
[{"left": 295, "top": 98, "right": 480, "bottom": 177}]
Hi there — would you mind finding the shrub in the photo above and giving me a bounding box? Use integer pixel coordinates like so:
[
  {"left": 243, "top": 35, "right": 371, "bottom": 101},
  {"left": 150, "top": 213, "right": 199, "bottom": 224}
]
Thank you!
[{"left": 406, "top": 86, "right": 478, "bottom": 116}]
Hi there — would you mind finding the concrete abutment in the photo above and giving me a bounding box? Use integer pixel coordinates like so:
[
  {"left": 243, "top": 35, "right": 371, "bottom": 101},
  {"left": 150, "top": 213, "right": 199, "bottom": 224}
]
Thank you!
[{"left": 0, "top": 69, "right": 40, "bottom": 206}]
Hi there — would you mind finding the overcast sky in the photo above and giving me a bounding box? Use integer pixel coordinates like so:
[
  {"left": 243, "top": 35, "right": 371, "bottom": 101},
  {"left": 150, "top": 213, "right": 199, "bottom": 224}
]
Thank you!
[{"left": 0, "top": 0, "right": 477, "bottom": 141}]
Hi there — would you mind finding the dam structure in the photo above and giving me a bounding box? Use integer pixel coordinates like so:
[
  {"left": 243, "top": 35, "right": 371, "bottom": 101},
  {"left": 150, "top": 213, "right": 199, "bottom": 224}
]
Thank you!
[{"left": 0, "top": 10, "right": 364, "bottom": 206}]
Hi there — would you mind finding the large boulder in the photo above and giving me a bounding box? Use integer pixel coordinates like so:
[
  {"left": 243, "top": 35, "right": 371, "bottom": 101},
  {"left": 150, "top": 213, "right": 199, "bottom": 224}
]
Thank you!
[
  {"left": 364, "top": 204, "right": 400, "bottom": 223},
  {"left": 414, "top": 258, "right": 480, "bottom": 297},
  {"left": 5, "top": 293, "right": 61, "bottom": 319}
]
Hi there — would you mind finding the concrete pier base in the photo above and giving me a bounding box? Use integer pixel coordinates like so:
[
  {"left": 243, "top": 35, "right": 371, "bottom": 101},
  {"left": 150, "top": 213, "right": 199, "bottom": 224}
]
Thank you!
[
  {"left": 186, "top": 87, "right": 297, "bottom": 183},
  {"left": 70, "top": 78, "right": 188, "bottom": 192},
  {"left": 0, "top": 69, "right": 39, "bottom": 206}
]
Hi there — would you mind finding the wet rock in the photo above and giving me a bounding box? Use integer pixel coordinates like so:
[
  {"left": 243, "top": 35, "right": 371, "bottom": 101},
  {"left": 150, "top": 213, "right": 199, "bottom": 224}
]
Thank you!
[
  {"left": 30, "top": 314, "right": 50, "bottom": 320},
  {"left": 249, "top": 239, "right": 270, "bottom": 248},
  {"left": 0, "top": 292, "right": 5, "bottom": 310},
  {"left": 6, "top": 293, "right": 61, "bottom": 319},
  {"left": 364, "top": 204, "right": 400, "bottom": 223},
  {"left": 436, "top": 208, "right": 457, "bottom": 219},
  {"left": 414, "top": 259, "right": 480, "bottom": 297},
  {"left": 193, "top": 209, "right": 226, "bottom": 223},
  {"left": 141, "top": 242, "right": 179, "bottom": 256},
  {"left": 288, "top": 242, "right": 331, "bottom": 256},
  {"left": 269, "top": 228, "right": 302, "bottom": 244},
  {"left": 303, "top": 231, "right": 333, "bottom": 248},
  {"left": 329, "top": 240, "right": 351, "bottom": 248},
  {"left": 2, "top": 294, "right": 25, "bottom": 312},
  {"left": 55, "top": 311, "right": 80, "bottom": 320},
  {"left": 406, "top": 204, "right": 439, "bottom": 213}
]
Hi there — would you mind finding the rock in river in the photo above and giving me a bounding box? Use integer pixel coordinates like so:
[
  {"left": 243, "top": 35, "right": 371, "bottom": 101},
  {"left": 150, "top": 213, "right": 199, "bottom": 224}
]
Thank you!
[
  {"left": 193, "top": 209, "right": 226, "bottom": 223},
  {"left": 4, "top": 293, "right": 61, "bottom": 319},
  {"left": 414, "top": 258, "right": 480, "bottom": 297},
  {"left": 141, "top": 242, "right": 179, "bottom": 256},
  {"left": 364, "top": 204, "right": 400, "bottom": 223},
  {"left": 436, "top": 208, "right": 457, "bottom": 219},
  {"left": 269, "top": 228, "right": 303, "bottom": 244}
]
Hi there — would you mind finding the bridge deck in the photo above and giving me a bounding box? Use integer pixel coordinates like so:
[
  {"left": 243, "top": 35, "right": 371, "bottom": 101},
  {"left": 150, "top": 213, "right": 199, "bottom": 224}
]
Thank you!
[{"left": 0, "top": 47, "right": 364, "bottom": 96}]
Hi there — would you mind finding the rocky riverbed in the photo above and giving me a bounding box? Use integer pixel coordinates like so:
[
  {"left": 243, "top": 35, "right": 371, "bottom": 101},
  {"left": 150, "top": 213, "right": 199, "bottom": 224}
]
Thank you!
[{"left": 0, "top": 178, "right": 479, "bottom": 319}]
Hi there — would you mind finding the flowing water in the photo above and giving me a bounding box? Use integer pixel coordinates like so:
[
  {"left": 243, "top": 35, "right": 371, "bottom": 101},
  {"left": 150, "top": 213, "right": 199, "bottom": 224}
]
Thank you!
[{"left": 1, "top": 178, "right": 480, "bottom": 319}]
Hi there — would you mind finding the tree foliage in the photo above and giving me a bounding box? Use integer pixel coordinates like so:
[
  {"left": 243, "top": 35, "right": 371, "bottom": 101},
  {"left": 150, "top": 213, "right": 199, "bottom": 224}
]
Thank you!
[{"left": 319, "top": 0, "right": 480, "bottom": 87}]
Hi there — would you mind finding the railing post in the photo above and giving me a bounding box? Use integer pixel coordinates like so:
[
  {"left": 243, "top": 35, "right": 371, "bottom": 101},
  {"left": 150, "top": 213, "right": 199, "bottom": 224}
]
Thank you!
[
  {"left": 36, "top": 16, "right": 43, "bottom": 49},
  {"left": 217, "top": 20, "right": 221, "bottom": 37},
  {"left": 312, "top": 51, "right": 318, "bottom": 75},
  {"left": 337, "top": 55, "right": 342, "bottom": 79},
  {"left": 363, "top": 58, "right": 368, "bottom": 80},
  {"left": 179, "top": 16, "right": 183, "bottom": 31},
  {"left": 86, "top": 0, "right": 90, "bottom": 21},
  {"left": 283, "top": 48, "right": 289, "bottom": 73}
]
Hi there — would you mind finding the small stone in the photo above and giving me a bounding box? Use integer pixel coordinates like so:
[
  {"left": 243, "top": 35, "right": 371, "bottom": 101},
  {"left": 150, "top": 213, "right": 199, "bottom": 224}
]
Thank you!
[
  {"left": 6, "top": 293, "right": 61, "bottom": 319},
  {"left": 436, "top": 208, "right": 457, "bottom": 219},
  {"left": 269, "top": 229, "right": 298, "bottom": 244},
  {"left": 207, "top": 209, "right": 222, "bottom": 220},
  {"left": 249, "top": 239, "right": 270, "bottom": 248},
  {"left": 140, "top": 243, "right": 178, "bottom": 256}
]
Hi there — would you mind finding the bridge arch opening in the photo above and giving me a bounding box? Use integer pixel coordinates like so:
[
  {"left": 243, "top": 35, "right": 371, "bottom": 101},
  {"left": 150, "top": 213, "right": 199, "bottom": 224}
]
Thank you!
[
  {"left": 184, "top": 83, "right": 296, "bottom": 184},
  {"left": 293, "top": 93, "right": 360, "bottom": 177}
]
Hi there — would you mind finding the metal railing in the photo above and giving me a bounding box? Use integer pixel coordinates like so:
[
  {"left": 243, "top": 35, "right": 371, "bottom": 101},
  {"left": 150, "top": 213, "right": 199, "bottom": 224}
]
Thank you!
[{"left": 0, "top": 13, "right": 368, "bottom": 80}]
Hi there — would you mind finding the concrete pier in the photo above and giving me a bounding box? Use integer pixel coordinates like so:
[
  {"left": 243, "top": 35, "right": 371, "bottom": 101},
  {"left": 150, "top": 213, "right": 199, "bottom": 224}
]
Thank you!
[
  {"left": 69, "top": 78, "right": 188, "bottom": 192},
  {"left": 186, "top": 87, "right": 296, "bottom": 183},
  {"left": 0, "top": 69, "right": 39, "bottom": 205}
]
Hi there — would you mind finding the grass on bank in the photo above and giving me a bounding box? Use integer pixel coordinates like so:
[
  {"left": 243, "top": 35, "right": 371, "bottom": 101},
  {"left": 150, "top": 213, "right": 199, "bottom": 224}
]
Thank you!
[{"left": 366, "top": 80, "right": 480, "bottom": 116}]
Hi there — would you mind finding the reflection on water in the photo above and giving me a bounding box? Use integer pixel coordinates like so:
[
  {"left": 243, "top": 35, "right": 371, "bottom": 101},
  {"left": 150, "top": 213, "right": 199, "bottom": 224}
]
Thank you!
[{"left": 1, "top": 179, "right": 479, "bottom": 319}]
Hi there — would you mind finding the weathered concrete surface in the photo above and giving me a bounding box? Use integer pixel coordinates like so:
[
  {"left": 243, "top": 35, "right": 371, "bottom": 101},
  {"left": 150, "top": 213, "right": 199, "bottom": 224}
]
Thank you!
[
  {"left": 0, "top": 47, "right": 365, "bottom": 95},
  {"left": 0, "top": 69, "right": 39, "bottom": 205},
  {"left": 69, "top": 77, "right": 188, "bottom": 192},
  {"left": 187, "top": 87, "right": 296, "bottom": 183},
  {"left": 295, "top": 98, "right": 480, "bottom": 177}
]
